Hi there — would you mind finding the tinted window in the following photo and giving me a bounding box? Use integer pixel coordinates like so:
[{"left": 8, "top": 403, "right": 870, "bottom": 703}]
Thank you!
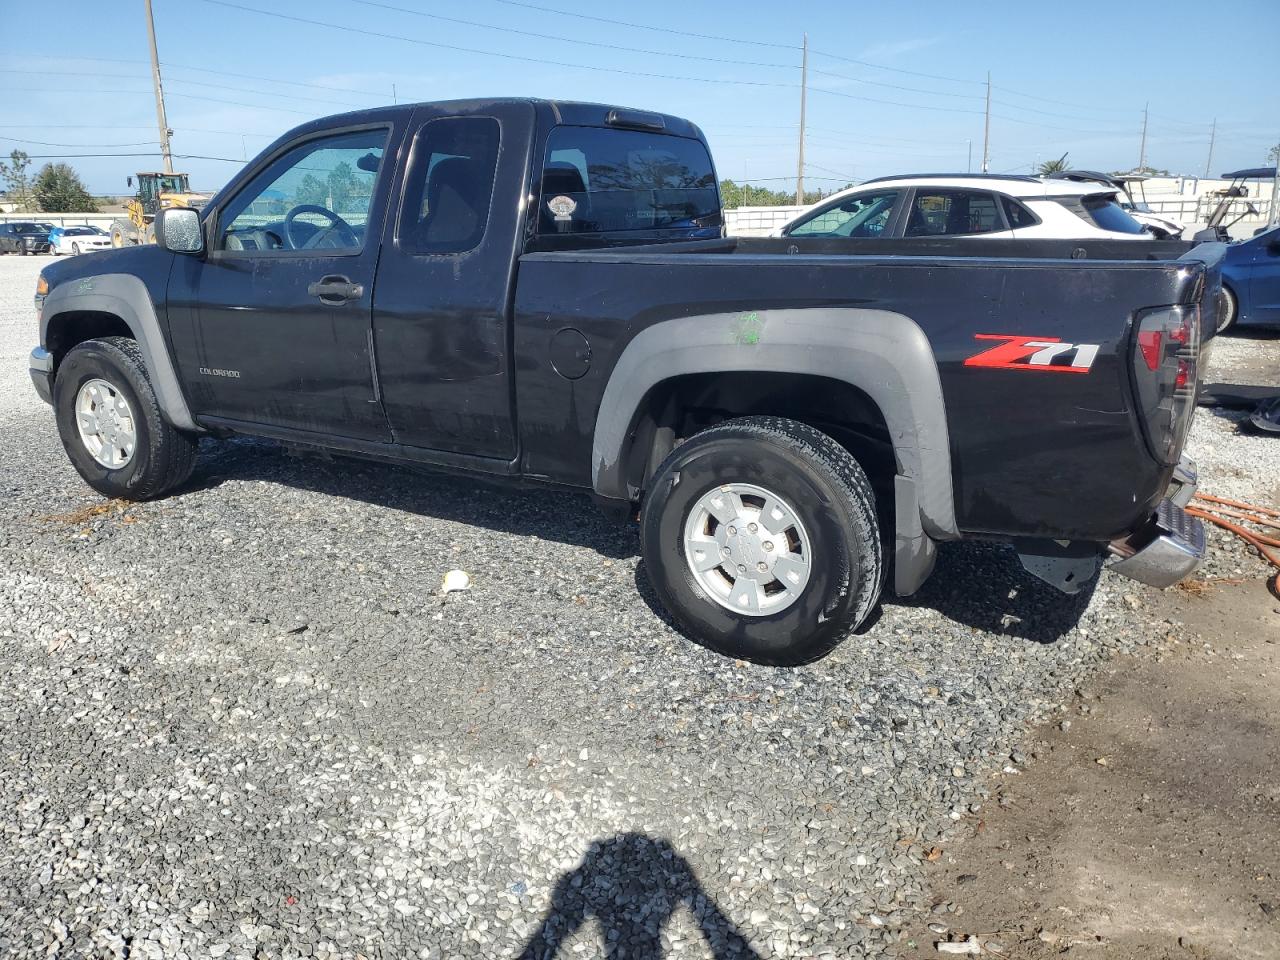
[
  {"left": 905, "top": 190, "right": 1000, "bottom": 237},
  {"left": 1080, "top": 194, "right": 1145, "bottom": 235},
  {"left": 538, "top": 127, "right": 719, "bottom": 234},
  {"left": 1001, "top": 196, "right": 1039, "bottom": 229},
  {"left": 787, "top": 191, "right": 900, "bottom": 238},
  {"left": 217, "top": 128, "right": 387, "bottom": 253},
  {"left": 14, "top": 223, "right": 47, "bottom": 235},
  {"left": 398, "top": 117, "right": 500, "bottom": 255}
]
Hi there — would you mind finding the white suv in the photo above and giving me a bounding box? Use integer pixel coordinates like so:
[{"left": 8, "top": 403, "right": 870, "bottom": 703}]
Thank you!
[{"left": 775, "top": 174, "right": 1152, "bottom": 241}]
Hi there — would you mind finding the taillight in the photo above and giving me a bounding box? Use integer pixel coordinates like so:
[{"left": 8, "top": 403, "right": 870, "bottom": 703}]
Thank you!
[{"left": 1132, "top": 304, "right": 1200, "bottom": 464}]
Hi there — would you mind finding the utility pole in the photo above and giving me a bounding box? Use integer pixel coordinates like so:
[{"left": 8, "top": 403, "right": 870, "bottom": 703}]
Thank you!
[
  {"left": 1204, "top": 118, "right": 1216, "bottom": 178},
  {"left": 1137, "top": 102, "right": 1148, "bottom": 174},
  {"left": 981, "top": 72, "right": 991, "bottom": 173},
  {"left": 795, "top": 33, "right": 807, "bottom": 204},
  {"left": 965, "top": 139, "right": 972, "bottom": 173},
  {"left": 144, "top": 0, "right": 173, "bottom": 174}
]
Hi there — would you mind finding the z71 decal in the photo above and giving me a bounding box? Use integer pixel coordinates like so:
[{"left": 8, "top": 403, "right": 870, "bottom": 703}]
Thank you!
[{"left": 964, "top": 334, "right": 1099, "bottom": 374}]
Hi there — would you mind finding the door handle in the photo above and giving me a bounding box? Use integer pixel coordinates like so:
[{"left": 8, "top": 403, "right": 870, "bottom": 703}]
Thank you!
[{"left": 307, "top": 275, "right": 364, "bottom": 304}]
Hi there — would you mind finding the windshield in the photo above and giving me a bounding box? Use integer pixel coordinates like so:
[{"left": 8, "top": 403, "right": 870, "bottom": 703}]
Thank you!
[
  {"left": 13, "top": 224, "right": 47, "bottom": 235},
  {"left": 157, "top": 175, "right": 187, "bottom": 193}
]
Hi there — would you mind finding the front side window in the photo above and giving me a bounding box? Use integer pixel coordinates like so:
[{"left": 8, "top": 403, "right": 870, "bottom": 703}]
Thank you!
[
  {"left": 537, "top": 126, "right": 719, "bottom": 235},
  {"left": 398, "top": 116, "right": 500, "bottom": 255},
  {"left": 905, "top": 190, "right": 1000, "bottom": 237},
  {"left": 217, "top": 128, "right": 387, "bottom": 254},
  {"left": 786, "top": 191, "right": 900, "bottom": 238}
]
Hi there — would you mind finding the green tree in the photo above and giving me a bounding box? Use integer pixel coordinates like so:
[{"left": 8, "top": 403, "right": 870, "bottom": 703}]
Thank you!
[
  {"left": 1037, "top": 152, "right": 1070, "bottom": 176},
  {"left": 1267, "top": 144, "right": 1280, "bottom": 168},
  {"left": 0, "top": 150, "right": 33, "bottom": 211},
  {"left": 31, "top": 163, "right": 99, "bottom": 212},
  {"left": 720, "top": 179, "right": 844, "bottom": 209},
  {"left": 295, "top": 173, "right": 328, "bottom": 208}
]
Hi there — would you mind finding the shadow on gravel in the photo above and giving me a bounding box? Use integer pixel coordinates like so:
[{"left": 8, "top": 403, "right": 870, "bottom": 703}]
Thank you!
[
  {"left": 517, "top": 833, "right": 762, "bottom": 960},
  {"left": 185, "top": 437, "right": 639, "bottom": 559},
  {"left": 890, "top": 540, "right": 1097, "bottom": 644}
]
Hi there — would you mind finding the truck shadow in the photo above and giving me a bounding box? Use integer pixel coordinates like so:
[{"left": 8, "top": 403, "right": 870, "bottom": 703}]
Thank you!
[
  {"left": 189, "top": 438, "right": 1095, "bottom": 645},
  {"left": 516, "top": 832, "right": 762, "bottom": 960},
  {"left": 187, "top": 437, "right": 640, "bottom": 559}
]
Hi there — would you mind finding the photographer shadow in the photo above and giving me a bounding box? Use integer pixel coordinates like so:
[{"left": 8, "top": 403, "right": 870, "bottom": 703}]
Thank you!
[{"left": 517, "top": 833, "right": 762, "bottom": 960}]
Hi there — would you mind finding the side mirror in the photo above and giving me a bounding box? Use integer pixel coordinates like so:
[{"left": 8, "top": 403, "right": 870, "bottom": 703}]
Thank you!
[
  {"left": 127, "top": 176, "right": 133, "bottom": 188},
  {"left": 1267, "top": 240, "right": 1280, "bottom": 256},
  {"left": 155, "top": 208, "right": 204, "bottom": 255}
]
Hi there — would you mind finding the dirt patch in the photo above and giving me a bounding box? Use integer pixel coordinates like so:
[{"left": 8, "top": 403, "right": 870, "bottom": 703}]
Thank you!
[{"left": 898, "top": 579, "right": 1280, "bottom": 960}]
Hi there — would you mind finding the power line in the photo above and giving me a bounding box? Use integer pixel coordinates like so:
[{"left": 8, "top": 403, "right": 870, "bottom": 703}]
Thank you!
[
  {"left": 195, "top": 0, "right": 796, "bottom": 89},
  {"left": 4, "top": 85, "right": 319, "bottom": 117},
  {"left": 809, "top": 85, "right": 986, "bottom": 115},
  {"left": 347, "top": 0, "right": 795, "bottom": 69},
  {"left": 481, "top": 0, "right": 799, "bottom": 51},
  {"left": 18, "top": 152, "right": 245, "bottom": 162},
  {"left": 0, "top": 70, "right": 371, "bottom": 110},
  {"left": 807, "top": 48, "right": 981, "bottom": 86},
  {"left": 0, "top": 134, "right": 157, "bottom": 148}
]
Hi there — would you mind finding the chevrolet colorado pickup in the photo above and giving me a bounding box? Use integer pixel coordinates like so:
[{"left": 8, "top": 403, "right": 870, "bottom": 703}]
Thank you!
[{"left": 29, "top": 98, "right": 1221, "bottom": 665}]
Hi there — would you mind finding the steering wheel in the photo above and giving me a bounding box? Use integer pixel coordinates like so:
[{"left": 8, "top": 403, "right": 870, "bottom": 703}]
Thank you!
[{"left": 283, "top": 204, "right": 359, "bottom": 250}]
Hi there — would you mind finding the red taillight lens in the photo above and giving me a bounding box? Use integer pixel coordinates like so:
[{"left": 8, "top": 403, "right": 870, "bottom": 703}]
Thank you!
[
  {"left": 1137, "top": 330, "right": 1163, "bottom": 370},
  {"left": 1132, "top": 304, "right": 1201, "bottom": 464}
]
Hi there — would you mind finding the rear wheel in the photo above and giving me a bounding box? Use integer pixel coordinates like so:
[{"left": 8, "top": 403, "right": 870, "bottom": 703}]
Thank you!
[
  {"left": 72, "top": 242, "right": 81, "bottom": 255},
  {"left": 53, "top": 337, "right": 198, "bottom": 501},
  {"left": 639, "top": 416, "right": 883, "bottom": 666},
  {"left": 1218, "top": 284, "right": 1239, "bottom": 333}
]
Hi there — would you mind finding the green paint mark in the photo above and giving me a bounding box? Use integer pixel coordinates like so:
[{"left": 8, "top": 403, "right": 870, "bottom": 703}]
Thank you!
[{"left": 731, "top": 311, "right": 763, "bottom": 345}]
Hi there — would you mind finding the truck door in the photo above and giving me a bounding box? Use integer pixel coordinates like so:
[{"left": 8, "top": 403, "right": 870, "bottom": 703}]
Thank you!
[
  {"left": 177, "top": 123, "right": 402, "bottom": 441},
  {"left": 370, "top": 102, "right": 534, "bottom": 458}
]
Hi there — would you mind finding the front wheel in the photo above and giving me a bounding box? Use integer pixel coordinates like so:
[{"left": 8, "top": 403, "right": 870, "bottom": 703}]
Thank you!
[
  {"left": 53, "top": 337, "right": 198, "bottom": 501},
  {"left": 639, "top": 416, "right": 883, "bottom": 666}
]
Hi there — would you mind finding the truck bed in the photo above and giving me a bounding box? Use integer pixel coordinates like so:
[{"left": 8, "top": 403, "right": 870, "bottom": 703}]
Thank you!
[{"left": 513, "top": 236, "right": 1225, "bottom": 541}]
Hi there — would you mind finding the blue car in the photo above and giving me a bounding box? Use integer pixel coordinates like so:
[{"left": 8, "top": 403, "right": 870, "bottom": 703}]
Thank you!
[{"left": 1221, "top": 224, "right": 1280, "bottom": 331}]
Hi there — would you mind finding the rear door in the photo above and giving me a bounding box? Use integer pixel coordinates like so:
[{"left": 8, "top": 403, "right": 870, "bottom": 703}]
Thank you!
[
  {"left": 1248, "top": 228, "right": 1280, "bottom": 320},
  {"left": 370, "top": 102, "right": 534, "bottom": 457},
  {"left": 901, "top": 188, "right": 1010, "bottom": 238}
]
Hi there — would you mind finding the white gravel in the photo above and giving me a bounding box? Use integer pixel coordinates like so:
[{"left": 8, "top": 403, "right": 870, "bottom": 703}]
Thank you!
[{"left": 0, "top": 253, "right": 1275, "bottom": 959}]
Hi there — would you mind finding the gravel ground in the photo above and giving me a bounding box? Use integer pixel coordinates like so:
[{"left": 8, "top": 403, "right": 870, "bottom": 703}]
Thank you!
[{"left": 0, "top": 254, "right": 1275, "bottom": 960}]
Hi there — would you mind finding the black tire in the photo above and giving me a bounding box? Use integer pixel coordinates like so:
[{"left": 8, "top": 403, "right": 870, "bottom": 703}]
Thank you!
[
  {"left": 53, "top": 337, "right": 198, "bottom": 501},
  {"left": 639, "top": 416, "right": 883, "bottom": 666},
  {"left": 1218, "top": 283, "right": 1239, "bottom": 334}
]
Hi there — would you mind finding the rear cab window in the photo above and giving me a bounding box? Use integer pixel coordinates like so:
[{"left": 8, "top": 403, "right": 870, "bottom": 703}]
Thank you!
[{"left": 536, "top": 126, "right": 721, "bottom": 238}]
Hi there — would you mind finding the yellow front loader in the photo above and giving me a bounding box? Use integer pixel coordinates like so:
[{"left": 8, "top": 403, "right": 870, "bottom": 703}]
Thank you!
[{"left": 110, "top": 172, "right": 211, "bottom": 247}]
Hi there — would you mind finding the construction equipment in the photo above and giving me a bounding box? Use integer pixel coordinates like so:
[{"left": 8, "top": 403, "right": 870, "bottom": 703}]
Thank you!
[{"left": 110, "top": 172, "right": 211, "bottom": 247}]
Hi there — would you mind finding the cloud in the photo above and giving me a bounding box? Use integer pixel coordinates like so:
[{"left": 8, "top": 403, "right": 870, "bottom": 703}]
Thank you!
[{"left": 858, "top": 36, "right": 942, "bottom": 62}]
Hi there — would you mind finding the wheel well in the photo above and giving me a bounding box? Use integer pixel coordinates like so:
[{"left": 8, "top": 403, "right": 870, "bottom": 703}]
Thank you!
[
  {"left": 45, "top": 311, "right": 133, "bottom": 366},
  {"left": 623, "top": 372, "right": 897, "bottom": 500}
]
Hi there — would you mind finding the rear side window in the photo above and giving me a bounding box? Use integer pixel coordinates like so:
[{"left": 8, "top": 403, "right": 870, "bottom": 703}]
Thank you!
[
  {"left": 1080, "top": 194, "right": 1145, "bottom": 234},
  {"left": 786, "top": 191, "right": 900, "bottom": 238},
  {"left": 905, "top": 190, "right": 1000, "bottom": 236},
  {"left": 1001, "top": 196, "right": 1039, "bottom": 229},
  {"left": 537, "top": 126, "right": 719, "bottom": 235},
  {"left": 399, "top": 116, "right": 501, "bottom": 255}
]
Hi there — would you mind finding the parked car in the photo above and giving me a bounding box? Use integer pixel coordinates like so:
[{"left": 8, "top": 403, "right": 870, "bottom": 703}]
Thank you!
[
  {"left": 50, "top": 225, "right": 113, "bottom": 256},
  {"left": 1219, "top": 223, "right": 1280, "bottom": 331},
  {"left": 29, "top": 98, "right": 1219, "bottom": 665},
  {"left": 775, "top": 174, "right": 1151, "bottom": 241},
  {"left": 0, "top": 221, "right": 53, "bottom": 255},
  {"left": 1047, "top": 170, "right": 1185, "bottom": 238}
]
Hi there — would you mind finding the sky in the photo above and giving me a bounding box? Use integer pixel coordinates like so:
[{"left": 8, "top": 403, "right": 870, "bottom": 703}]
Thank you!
[{"left": 2, "top": 0, "right": 1278, "bottom": 197}]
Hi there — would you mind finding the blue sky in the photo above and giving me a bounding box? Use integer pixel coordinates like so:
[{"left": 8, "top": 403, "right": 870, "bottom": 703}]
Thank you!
[{"left": 2, "top": 0, "right": 1277, "bottom": 196}]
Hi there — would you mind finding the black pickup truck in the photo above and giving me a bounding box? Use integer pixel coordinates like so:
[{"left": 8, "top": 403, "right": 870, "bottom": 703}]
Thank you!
[{"left": 30, "top": 98, "right": 1220, "bottom": 665}]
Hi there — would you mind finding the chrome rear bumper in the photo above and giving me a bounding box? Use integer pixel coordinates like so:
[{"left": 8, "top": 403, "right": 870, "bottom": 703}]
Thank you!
[{"left": 1108, "top": 459, "right": 1205, "bottom": 588}]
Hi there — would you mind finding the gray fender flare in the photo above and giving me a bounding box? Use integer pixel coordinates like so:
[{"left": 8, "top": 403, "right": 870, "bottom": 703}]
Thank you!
[
  {"left": 41, "top": 273, "right": 200, "bottom": 432},
  {"left": 591, "top": 308, "right": 956, "bottom": 595}
]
